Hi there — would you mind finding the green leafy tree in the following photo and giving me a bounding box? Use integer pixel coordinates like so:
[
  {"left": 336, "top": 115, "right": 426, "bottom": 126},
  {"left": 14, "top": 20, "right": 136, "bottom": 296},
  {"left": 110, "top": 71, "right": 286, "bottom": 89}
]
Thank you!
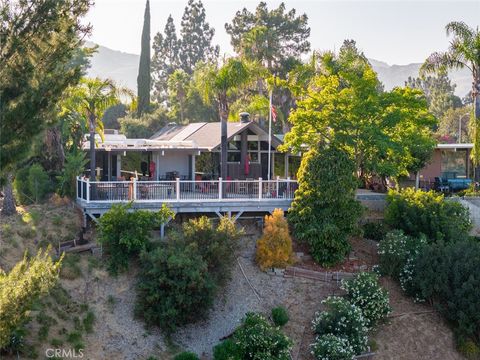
[
  {"left": 168, "top": 69, "right": 190, "bottom": 123},
  {"left": 119, "top": 105, "right": 171, "bottom": 138},
  {"left": 0, "top": 248, "right": 62, "bottom": 349},
  {"left": 437, "top": 106, "right": 471, "bottom": 143},
  {"left": 179, "top": 0, "right": 219, "bottom": 75},
  {"left": 57, "top": 152, "right": 88, "bottom": 198},
  {"left": 152, "top": 14, "right": 180, "bottom": 103},
  {"left": 225, "top": 2, "right": 310, "bottom": 72},
  {"left": 98, "top": 203, "right": 175, "bottom": 274},
  {"left": 405, "top": 71, "right": 462, "bottom": 119},
  {"left": 225, "top": 2, "right": 310, "bottom": 131},
  {"left": 137, "top": 0, "right": 151, "bottom": 115},
  {"left": 194, "top": 58, "right": 252, "bottom": 179},
  {"left": 283, "top": 40, "right": 436, "bottom": 185},
  {"left": 288, "top": 143, "right": 363, "bottom": 266},
  {"left": 421, "top": 22, "right": 480, "bottom": 166},
  {"left": 0, "top": 0, "right": 91, "bottom": 215}
]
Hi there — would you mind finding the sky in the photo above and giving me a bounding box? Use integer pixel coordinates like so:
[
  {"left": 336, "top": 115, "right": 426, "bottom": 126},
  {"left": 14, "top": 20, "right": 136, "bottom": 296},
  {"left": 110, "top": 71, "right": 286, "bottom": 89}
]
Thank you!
[{"left": 84, "top": 0, "right": 480, "bottom": 65}]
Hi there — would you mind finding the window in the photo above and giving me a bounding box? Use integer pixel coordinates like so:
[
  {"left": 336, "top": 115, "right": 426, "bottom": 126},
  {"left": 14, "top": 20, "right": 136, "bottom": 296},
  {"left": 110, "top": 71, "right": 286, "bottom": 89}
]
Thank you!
[
  {"left": 441, "top": 150, "right": 467, "bottom": 178},
  {"left": 248, "top": 152, "right": 259, "bottom": 163},
  {"left": 227, "top": 152, "right": 241, "bottom": 163},
  {"left": 248, "top": 141, "right": 259, "bottom": 150},
  {"left": 228, "top": 141, "right": 241, "bottom": 150}
]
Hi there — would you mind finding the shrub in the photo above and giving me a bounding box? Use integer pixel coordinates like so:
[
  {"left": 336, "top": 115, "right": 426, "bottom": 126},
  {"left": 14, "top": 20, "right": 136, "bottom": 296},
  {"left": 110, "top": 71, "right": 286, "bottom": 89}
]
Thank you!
[
  {"left": 288, "top": 144, "right": 363, "bottom": 267},
  {"left": 271, "top": 306, "right": 289, "bottom": 327},
  {"left": 407, "top": 241, "right": 480, "bottom": 341},
  {"left": 174, "top": 352, "right": 200, "bottom": 360},
  {"left": 312, "top": 297, "right": 368, "bottom": 355},
  {"left": 341, "top": 272, "right": 391, "bottom": 328},
  {"left": 233, "top": 312, "right": 292, "bottom": 360},
  {"left": 311, "top": 334, "right": 355, "bottom": 360},
  {"left": 256, "top": 209, "right": 294, "bottom": 271},
  {"left": 57, "top": 152, "right": 87, "bottom": 198},
  {"left": 0, "top": 248, "right": 62, "bottom": 349},
  {"left": 13, "top": 167, "right": 32, "bottom": 204},
  {"left": 181, "top": 216, "right": 242, "bottom": 285},
  {"left": 82, "top": 311, "right": 95, "bottom": 333},
  {"left": 27, "top": 163, "right": 51, "bottom": 203},
  {"left": 377, "top": 230, "right": 427, "bottom": 279},
  {"left": 457, "top": 338, "right": 480, "bottom": 359},
  {"left": 362, "top": 221, "right": 388, "bottom": 241},
  {"left": 98, "top": 203, "right": 175, "bottom": 274},
  {"left": 213, "top": 339, "right": 240, "bottom": 360},
  {"left": 135, "top": 242, "right": 216, "bottom": 333},
  {"left": 385, "top": 188, "right": 471, "bottom": 243}
]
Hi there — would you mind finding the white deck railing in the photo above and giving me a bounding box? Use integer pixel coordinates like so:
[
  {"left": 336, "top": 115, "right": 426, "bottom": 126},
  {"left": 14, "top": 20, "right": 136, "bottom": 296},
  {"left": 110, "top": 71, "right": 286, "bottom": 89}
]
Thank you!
[{"left": 76, "top": 177, "right": 298, "bottom": 203}]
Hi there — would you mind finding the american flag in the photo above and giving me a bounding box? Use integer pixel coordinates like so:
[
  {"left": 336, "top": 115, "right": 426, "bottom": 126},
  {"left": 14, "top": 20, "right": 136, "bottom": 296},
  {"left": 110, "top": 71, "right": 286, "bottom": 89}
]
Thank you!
[{"left": 270, "top": 104, "right": 277, "bottom": 123}]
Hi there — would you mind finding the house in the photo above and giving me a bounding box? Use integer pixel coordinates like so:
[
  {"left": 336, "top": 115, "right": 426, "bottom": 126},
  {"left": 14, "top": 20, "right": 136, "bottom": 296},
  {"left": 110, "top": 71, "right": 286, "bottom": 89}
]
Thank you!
[
  {"left": 77, "top": 119, "right": 300, "bottom": 224},
  {"left": 82, "top": 118, "right": 301, "bottom": 181},
  {"left": 415, "top": 143, "right": 473, "bottom": 190}
]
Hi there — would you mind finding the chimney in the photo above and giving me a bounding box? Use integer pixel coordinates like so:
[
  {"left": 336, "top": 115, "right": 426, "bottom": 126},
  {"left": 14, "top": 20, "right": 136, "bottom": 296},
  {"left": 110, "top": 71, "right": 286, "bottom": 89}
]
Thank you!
[{"left": 239, "top": 112, "right": 250, "bottom": 123}]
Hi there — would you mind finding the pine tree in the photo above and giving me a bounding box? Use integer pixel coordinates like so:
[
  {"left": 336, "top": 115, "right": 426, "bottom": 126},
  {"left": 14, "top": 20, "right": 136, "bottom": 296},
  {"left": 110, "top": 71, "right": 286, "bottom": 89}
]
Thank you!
[
  {"left": 152, "top": 15, "right": 180, "bottom": 104},
  {"left": 137, "top": 0, "right": 151, "bottom": 115},
  {"left": 179, "top": 0, "right": 219, "bottom": 74},
  {"left": 0, "top": 0, "right": 91, "bottom": 215}
]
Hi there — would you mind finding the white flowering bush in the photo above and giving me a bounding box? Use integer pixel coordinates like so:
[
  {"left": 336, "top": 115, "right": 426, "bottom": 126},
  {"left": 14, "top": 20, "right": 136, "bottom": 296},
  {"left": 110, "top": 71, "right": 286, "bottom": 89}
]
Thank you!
[
  {"left": 311, "top": 334, "right": 355, "bottom": 360},
  {"left": 377, "top": 230, "right": 427, "bottom": 279},
  {"left": 233, "top": 312, "right": 292, "bottom": 360},
  {"left": 312, "top": 297, "right": 368, "bottom": 355},
  {"left": 341, "top": 272, "right": 391, "bottom": 328}
]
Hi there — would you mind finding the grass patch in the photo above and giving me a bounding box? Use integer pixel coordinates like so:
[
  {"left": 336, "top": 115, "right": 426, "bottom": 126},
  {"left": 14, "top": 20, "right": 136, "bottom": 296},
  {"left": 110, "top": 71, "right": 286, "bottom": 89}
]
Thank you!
[
  {"left": 106, "top": 295, "right": 117, "bottom": 313},
  {"left": 52, "top": 215, "right": 63, "bottom": 226},
  {"left": 66, "top": 331, "right": 84, "bottom": 351},
  {"left": 17, "top": 225, "right": 36, "bottom": 239},
  {"left": 60, "top": 253, "right": 82, "bottom": 280},
  {"left": 83, "top": 311, "right": 95, "bottom": 333}
]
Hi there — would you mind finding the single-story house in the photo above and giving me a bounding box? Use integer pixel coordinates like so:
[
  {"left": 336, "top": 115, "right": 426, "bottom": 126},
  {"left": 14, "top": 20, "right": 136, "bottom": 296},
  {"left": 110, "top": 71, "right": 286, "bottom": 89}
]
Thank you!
[{"left": 82, "top": 119, "right": 301, "bottom": 181}]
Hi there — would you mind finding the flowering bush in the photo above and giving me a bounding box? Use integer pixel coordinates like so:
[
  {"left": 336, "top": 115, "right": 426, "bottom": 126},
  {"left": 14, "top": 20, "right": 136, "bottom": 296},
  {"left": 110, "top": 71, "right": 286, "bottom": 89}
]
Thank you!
[
  {"left": 311, "top": 334, "right": 355, "bottom": 360},
  {"left": 377, "top": 230, "right": 427, "bottom": 279},
  {"left": 312, "top": 297, "right": 368, "bottom": 355},
  {"left": 232, "top": 312, "right": 292, "bottom": 360},
  {"left": 341, "top": 272, "right": 391, "bottom": 328}
]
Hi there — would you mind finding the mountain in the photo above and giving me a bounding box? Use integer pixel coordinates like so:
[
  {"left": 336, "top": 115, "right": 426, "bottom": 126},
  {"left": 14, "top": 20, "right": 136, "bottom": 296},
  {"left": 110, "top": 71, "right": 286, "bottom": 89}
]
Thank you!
[
  {"left": 85, "top": 41, "right": 139, "bottom": 91},
  {"left": 85, "top": 42, "right": 471, "bottom": 97}
]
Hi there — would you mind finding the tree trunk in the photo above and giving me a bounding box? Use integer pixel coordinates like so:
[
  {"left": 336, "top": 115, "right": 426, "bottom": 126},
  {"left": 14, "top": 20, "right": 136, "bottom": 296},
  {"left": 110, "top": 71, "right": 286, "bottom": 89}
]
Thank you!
[
  {"left": 219, "top": 98, "right": 228, "bottom": 198},
  {"left": 2, "top": 172, "right": 17, "bottom": 216},
  {"left": 473, "top": 78, "right": 480, "bottom": 180},
  {"left": 415, "top": 171, "right": 420, "bottom": 190},
  {"left": 89, "top": 113, "right": 96, "bottom": 181},
  {"left": 41, "top": 127, "right": 65, "bottom": 173}
]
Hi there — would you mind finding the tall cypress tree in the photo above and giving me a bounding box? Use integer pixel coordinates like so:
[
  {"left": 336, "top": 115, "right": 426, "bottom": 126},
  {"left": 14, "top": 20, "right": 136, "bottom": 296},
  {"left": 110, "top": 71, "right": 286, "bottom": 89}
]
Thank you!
[
  {"left": 152, "top": 15, "right": 180, "bottom": 104},
  {"left": 179, "top": 0, "right": 219, "bottom": 74},
  {"left": 137, "top": 0, "right": 151, "bottom": 115}
]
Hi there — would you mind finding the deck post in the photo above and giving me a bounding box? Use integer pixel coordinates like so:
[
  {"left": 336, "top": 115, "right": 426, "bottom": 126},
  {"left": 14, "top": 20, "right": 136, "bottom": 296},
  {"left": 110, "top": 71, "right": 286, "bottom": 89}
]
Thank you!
[
  {"left": 276, "top": 176, "right": 280, "bottom": 199},
  {"left": 132, "top": 178, "right": 137, "bottom": 200},
  {"left": 287, "top": 176, "right": 291, "bottom": 198},
  {"left": 258, "top": 177, "right": 262, "bottom": 199},
  {"left": 86, "top": 178, "right": 90, "bottom": 203},
  {"left": 218, "top": 178, "right": 223, "bottom": 200},
  {"left": 176, "top": 177, "right": 180, "bottom": 200},
  {"left": 76, "top": 177, "right": 79, "bottom": 199},
  {"left": 80, "top": 177, "right": 83, "bottom": 200}
]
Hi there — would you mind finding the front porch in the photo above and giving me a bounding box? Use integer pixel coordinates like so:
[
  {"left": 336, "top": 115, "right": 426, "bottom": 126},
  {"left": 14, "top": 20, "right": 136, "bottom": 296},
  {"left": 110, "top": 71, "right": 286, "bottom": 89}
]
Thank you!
[{"left": 76, "top": 177, "right": 298, "bottom": 222}]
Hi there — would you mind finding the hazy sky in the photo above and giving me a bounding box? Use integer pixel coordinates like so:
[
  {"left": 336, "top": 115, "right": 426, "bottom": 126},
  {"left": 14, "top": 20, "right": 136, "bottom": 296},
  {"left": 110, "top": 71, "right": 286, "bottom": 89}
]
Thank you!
[{"left": 85, "top": 0, "right": 480, "bottom": 65}]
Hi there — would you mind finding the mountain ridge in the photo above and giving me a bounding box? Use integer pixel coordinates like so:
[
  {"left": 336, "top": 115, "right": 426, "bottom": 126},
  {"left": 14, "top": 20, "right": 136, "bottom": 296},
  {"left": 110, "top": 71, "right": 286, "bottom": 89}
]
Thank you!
[{"left": 85, "top": 42, "right": 471, "bottom": 97}]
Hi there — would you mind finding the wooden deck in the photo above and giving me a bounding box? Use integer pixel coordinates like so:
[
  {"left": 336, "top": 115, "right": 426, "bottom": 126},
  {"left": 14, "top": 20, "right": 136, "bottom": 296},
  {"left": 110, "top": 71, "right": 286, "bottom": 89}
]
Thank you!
[{"left": 76, "top": 177, "right": 298, "bottom": 223}]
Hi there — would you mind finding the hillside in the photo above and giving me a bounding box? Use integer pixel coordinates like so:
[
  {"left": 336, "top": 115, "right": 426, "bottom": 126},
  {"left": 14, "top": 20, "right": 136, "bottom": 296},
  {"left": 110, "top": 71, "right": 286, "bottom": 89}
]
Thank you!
[{"left": 85, "top": 42, "right": 471, "bottom": 97}]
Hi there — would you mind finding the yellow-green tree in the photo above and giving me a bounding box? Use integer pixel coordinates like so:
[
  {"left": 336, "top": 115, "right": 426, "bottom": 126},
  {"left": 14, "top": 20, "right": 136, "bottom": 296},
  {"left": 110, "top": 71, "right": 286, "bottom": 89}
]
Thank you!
[
  {"left": 256, "top": 209, "right": 294, "bottom": 270},
  {"left": 0, "top": 249, "right": 62, "bottom": 349}
]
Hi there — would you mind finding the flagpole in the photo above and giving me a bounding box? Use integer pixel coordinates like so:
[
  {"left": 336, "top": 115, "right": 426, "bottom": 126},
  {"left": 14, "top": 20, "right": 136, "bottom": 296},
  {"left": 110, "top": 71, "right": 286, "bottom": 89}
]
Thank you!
[{"left": 267, "top": 89, "right": 272, "bottom": 181}]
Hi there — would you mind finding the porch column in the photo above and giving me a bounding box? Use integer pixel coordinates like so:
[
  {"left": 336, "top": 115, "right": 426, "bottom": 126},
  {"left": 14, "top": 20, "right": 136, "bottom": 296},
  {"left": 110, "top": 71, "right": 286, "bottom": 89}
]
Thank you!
[
  {"left": 285, "top": 154, "right": 289, "bottom": 178},
  {"left": 155, "top": 152, "right": 160, "bottom": 181},
  {"left": 191, "top": 154, "right": 196, "bottom": 180},
  {"left": 107, "top": 152, "right": 111, "bottom": 181},
  {"left": 116, "top": 154, "right": 121, "bottom": 178},
  {"left": 240, "top": 130, "right": 248, "bottom": 179}
]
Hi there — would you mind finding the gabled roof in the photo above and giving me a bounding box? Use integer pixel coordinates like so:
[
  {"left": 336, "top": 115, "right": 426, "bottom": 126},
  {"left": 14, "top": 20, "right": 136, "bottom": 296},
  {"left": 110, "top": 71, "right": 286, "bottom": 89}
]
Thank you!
[{"left": 151, "top": 121, "right": 283, "bottom": 151}]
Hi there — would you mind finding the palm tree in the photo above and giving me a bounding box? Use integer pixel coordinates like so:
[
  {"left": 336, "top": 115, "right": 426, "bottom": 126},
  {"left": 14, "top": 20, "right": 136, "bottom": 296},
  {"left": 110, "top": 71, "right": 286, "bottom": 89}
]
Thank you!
[
  {"left": 194, "top": 58, "right": 252, "bottom": 180},
  {"left": 65, "top": 78, "right": 132, "bottom": 180},
  {"left": 421, "top": 21, "right": 480, "bottom": 166}
]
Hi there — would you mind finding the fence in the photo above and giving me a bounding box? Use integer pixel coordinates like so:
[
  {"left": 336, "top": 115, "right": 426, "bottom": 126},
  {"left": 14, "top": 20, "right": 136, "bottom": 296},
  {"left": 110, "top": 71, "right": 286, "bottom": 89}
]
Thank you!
[{"left": 76, "top": 177, "right": 298, "bottom": 203}]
